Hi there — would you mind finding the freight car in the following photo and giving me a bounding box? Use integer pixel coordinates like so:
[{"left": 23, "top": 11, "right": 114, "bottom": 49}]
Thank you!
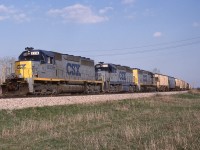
[
  {"left": 175, "top": 78, "right": 181, "bottom": 91},
  {"left": 1, "top": 47, "right": 103, "bottom": 95},
  {"left": 95, "top": 62, "right": 135, "bottom": 93},
  {"left": 154, "top": 73, "right": 169, "bottom": 91},
  {"left": 168, "top": 76, "right": 176, "bottom": 91},
  {"left": 181, "top": 80, "right": 187, "bottom": 90},
  {"left": 133, "top": 68, "right": 156, "bottom": 92},
  {"left": 175, "top": 79, "right": 188, "bottom": 91}
]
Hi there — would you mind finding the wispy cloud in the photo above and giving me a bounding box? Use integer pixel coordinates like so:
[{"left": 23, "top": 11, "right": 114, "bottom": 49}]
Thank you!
[
  {"left": 47, "top": 4, "right": 109, "bottom": 24},
  {"left": 0, "top": 15, "right": 9, "bottom": 21},
  {"left": 193, "top": 22, "right": 200, "bottom": 27},
  {"left": 99, "top": 7, "right": 113, "bottom": 14},
  {"left": 153, "top": 32, "right": 162, "bottom": 38},
  {"left": 122, "top": 0, "right": 136, "bottom": 5},
  {"left": 0, "top": 4, "right": 14, "bottom": 13},
  {"left": 0, "top": 4, "right": 29, "bottom": 22}
]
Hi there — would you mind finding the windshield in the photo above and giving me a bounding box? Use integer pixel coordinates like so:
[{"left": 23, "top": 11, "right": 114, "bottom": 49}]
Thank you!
[
  {"left": 95, "top": 67, "right": 109, "bottom": 72},
  {"left": 19, "top": 51, "right": 45, "bottom": 62},
  {"left": 95, "top": 64, "right": 116, "bottom": 73}
]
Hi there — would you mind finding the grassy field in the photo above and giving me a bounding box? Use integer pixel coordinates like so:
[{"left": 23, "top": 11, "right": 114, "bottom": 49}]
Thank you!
[{"left": 1, "top": 91, "right": 200, "bottom": 150}]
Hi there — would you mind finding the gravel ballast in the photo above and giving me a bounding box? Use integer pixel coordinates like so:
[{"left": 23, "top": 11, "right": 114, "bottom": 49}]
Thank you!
[{"left": 0, "top": 91, "right": 187, "bottom": 110}]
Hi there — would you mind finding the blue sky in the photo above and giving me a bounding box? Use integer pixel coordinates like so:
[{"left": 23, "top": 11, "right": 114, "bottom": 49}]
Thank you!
[{"left": 0, "top": 0, "right": 200, "bottom": 87}]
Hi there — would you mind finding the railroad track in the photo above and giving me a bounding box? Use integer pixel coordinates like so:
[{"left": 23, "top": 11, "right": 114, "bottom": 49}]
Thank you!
[
  {"left": 0, "top": 91, "right": 188, "bottom": 110},
  {"left": 0, "top": 92, "right": 129, "bottom": 99}
]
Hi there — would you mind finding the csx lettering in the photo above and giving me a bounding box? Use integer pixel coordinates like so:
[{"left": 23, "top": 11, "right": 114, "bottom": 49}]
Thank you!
[
  {"left": 17, "top": 64, "right": 26, "bottom": 69},
  {"left": 66, "top": 63, "right": 81, "bottom": 76},
  {"left": 119, "top": 72, "right": 126, "bottom": 80}
]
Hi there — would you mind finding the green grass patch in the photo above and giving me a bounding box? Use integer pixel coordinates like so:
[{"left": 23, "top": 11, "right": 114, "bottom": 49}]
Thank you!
[
  {"left": 1, "top": 94, "right": 200, "bottom": 149},
  {"left": 174, "top": 92, "right": 200, "bottom": 99}
]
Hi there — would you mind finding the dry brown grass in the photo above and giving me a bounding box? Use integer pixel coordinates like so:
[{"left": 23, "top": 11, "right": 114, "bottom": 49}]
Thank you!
[
  {"left": 188, "top": 89, "right": 200, "bottom": 94},
  {"left": 1, "top": 92, "right": 200, "bottom": 149}
]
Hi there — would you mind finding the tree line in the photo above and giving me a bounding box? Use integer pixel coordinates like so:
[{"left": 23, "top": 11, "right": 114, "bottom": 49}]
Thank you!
[{"left": 0, "top": 57, "right": 16, "bottom": 84}]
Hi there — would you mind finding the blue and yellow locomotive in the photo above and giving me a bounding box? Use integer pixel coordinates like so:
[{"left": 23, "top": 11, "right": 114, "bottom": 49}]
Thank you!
[
  {"left": 95, "top": 62, "right": 135, "bottom": 92},
  {"left": 1, "top": 47, "right": 103, "bottom": 95}
]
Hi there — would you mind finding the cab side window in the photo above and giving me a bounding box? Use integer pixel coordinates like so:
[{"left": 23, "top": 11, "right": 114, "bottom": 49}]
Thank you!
[{"left": 47, "top": 57, "right": 54, "bottom": 64}]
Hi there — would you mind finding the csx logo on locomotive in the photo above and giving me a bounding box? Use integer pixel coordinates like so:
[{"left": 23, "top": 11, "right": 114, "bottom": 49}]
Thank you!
[
  {"left": 17, "top": 64, "right": 26, "bottom": 69},
  {"left": 119, "top": 72, "right": 126, "bottom": 80},
  {"left": 66, "top": 63, "right": 81, "bottom": 76}
]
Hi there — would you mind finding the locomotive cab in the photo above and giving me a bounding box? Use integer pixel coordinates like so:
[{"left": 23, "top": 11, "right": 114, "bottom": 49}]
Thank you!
[
  {"left": 95, "top": 63, "right": 112, "bottom": 81},
  {"left": 16, "top": 47, "right": 56, "bottom": 79},
  {"left": 19, "top": 47, "right": 54, "bottom": 64}
]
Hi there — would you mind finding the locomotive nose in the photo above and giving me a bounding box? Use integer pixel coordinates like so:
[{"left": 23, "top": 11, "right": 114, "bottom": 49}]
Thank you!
[
  {"left": 97, "top": 72, "right": 106, "bottom": 81},
  {"left": 15, "top": 61, "right": 33, "bottom": 79},
  {"left": 96, "top": 72, "right": 102, "bottom": 80}
]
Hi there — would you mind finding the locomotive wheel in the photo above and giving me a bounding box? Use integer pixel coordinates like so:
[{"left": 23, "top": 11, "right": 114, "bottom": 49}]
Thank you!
[
  {"left": 18, "top": 83, "right": 29, "bottom": 95},
  {"left": 129, "top": 86, "right": 134, "bottom": 93},
  {"left": 84, "top": 84, "right": 90, "bottom": 94}
]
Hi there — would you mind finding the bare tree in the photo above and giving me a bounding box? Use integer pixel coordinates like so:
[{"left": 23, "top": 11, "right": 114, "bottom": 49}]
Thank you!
[
  {"left": 152, "top": 68, "right": 161, "bottom": 74},
  {"left": 0, "top": 56, "right": 16, "bottom": 84}
]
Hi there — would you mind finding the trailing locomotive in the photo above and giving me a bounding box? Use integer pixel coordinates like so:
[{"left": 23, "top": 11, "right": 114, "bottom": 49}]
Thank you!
[
  {"left": 1, "top": 47, "right": 191, "bottom": 96},
  {"left": 133, "top": 68, "right": 156, "bottom": 92},
  {"left": 95, "top": 63, "right": 135, "bottom": 93}
]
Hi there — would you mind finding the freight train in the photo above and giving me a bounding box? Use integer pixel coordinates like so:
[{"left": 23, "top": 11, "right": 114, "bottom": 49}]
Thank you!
[{"left": 1, "top": 47, "right": 191, "bottom": 96}]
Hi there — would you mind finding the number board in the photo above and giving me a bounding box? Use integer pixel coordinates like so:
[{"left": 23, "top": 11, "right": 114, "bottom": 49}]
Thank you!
[{"left": 31, "top": 52, "right": 39, "bottom": 55}]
